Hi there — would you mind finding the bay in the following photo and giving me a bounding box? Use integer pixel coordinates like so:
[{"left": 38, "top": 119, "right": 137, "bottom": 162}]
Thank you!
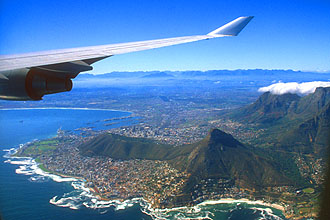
[{"left": 0, "top": 108, "right": 150, "bottom": 220}]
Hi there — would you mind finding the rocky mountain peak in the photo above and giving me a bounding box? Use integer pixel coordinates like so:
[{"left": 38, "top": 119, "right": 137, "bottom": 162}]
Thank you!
[{"left": 207, "top": 129, "right": 243, "bottom": 149}]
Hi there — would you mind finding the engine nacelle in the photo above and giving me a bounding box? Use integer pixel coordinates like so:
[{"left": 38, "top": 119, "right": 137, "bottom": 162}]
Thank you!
[{"left": 0, "top": 68, "right": 73, "bottom": 100}]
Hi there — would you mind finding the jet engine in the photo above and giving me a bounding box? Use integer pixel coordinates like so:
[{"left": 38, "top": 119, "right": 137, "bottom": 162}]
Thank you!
[
  {"left": 0, "top": 68, "right": 73, "bottom": 100},
  {"left": 0, "top": 61, "right": 92, "bottom": 100}
]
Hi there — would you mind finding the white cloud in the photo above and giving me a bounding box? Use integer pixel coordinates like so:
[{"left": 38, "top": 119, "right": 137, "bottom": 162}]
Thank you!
[{"left": 258, "top": 81, "right": 330, "bottom": 95}]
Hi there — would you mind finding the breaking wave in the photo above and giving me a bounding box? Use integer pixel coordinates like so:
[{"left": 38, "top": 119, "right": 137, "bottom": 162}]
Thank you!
[
  {"left": 140, "top": 201, "right": 215, "bottom": 219},
  {"left": 50, "top": 181, "right": 141, "bottom": 211},
  {"left": 140, "top": 200, "right": 285, "bottom": 220},
  {"left": 249, "top": 207, "right": 283, "bottom": 220},
  {"left": 5, "top": 157, "right": 77, "bottom": 182},
  {"left": 4, "top": 152, "right": 142, "bottom": 212}
]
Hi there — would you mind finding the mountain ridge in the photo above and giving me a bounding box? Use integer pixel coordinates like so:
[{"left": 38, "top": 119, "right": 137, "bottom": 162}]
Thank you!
[
  {"left": 79, "top": 128, "right": 294, "bottom": 190},
  {"left": 79, "top": 133, "right": 173, "bottom": 160},
  {"left": 229, "top": 87, "right": 330, "bottom": 154},
  {"left": 168, "top": 129, "right": 292, "bottom": 190}
]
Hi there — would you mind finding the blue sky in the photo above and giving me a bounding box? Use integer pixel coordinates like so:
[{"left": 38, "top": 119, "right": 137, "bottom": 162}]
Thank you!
[{"left": 0, "top": 0, "right": 330, "bottom": 74}]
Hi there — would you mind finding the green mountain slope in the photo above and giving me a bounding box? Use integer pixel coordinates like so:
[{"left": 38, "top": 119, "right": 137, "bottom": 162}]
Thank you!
[
  {"left": 169, "top": 129, "right": 292, "bottom": 189},
  {"left": 79, "top": 133, "right": 173, "bottom": 160},
  {"left": 78, "top": 129, "right": 294, "bottom": 190}
]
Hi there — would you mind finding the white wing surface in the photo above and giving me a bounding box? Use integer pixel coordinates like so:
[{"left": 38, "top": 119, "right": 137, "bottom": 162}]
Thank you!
[{"left": 0, "top": 16, "right": 253, "bottom": 72}]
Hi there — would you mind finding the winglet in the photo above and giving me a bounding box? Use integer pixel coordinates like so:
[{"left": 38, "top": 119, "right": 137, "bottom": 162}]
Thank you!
[
  {"left": 207, "top": 16, "right": 254, "bottom": 37},
  {"left": 0, "top": 73, "right": 8, "bottom": 81}
]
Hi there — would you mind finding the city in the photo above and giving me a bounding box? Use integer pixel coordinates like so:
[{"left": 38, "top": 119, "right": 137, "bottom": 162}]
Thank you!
[{"left": 14, "top": 120, "right": 324, "bottom": 219}]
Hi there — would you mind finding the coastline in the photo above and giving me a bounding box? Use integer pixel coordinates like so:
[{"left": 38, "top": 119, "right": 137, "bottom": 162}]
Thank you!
[
  {"left": 33, "top": 159, "right": 286, "bottom": 216},
  {"left": 140, "top": 197, "right": 286, "bottom": 220},
  {"left": 198, "top": 198, "right": 285, "bottom": 212},
  {"left": 6, "top": 148, "right": 287, "bottom": 219},
  {"left": 0, "top": 107, "right": 133, "bottom": 114},
  {"left": 34, "top": 160, "right": 84, "bottom": 182}
]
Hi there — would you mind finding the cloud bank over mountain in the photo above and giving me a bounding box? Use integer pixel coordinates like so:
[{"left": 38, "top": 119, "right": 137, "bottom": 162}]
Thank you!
[{"left": 258, "top": 81, "right": 330, "bottom": 95}]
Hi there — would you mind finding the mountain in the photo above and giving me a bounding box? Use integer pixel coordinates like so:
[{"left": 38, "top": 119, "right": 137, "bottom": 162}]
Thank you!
[
  {"left": 79, "top": 133, "right": 173, "bottom": 160},
  {"left": 78, "top": 129, "right": 293, "bottom": 189},
  {"left": 232, "top": 87, "right": 330, "bottom": 125},
  {"left": 77, "top": 71, "right": 147, "bottom": 79},
  {"left": 169, "top": 129, "right": 292, "bottom": 189},
  {"left": 230, "top": 87, "right": 330, "bottom": 155},
  {"left": 141, "top": 72, "right": 174, "bottom": 78},
  {"left": 232, "top": 92, "right": 300, "bottom": 124},
  {"left": 293, "top": 87, "right": 330, "bottom": 119},
  {"left": 277, "top": 102, "right": 330, "bottom": 155},
  {"left": 76, "top": 69, "right": 330, "bottom": 81}
]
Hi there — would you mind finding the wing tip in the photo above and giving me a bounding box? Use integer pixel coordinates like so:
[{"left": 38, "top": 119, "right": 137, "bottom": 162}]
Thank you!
[{"left": 207, "top": 16, "right": 254, "bottom": 37}]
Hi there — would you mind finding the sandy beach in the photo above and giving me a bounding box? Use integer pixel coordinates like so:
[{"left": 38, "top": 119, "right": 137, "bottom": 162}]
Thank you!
[{"left": 198, "top": 198, "right": 285, "bottom": 212}]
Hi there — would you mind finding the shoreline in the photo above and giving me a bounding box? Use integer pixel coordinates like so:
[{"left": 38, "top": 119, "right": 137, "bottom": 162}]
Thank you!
[
  {"left": 33, "top": 160, "right": 287, "bottom": 218},
  {"left": 7, "top": 150, "right": 287, "bottom": 219},
  {"left": 198, "top": 198, "right": 285, "bottom": 212},
  {"left": 33, "top": 160, "right": 85, "bottom": 182},
  {"left": 0, "top": 107, "right": 133, "bottom": 114},
  {"left": 140, "top": 197, "right": 286, "bottom": 220}
]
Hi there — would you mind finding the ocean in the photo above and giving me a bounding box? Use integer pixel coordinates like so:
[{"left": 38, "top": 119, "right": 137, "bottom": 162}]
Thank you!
[{"left": 0, "top": 108, "right": 286, "bottom": 220}]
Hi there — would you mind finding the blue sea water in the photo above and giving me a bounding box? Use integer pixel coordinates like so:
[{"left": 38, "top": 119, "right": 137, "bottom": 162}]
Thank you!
[
  {"left": 0, "top": 108, "right": 286, "bottom": 220},
  {"left": 0, "top": 108, "right": 151, "bottom": 220}
]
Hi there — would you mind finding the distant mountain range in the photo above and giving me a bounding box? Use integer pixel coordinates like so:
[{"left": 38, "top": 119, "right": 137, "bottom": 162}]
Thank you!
[
  {"left": 141, "top": 72, "right": 174, "bottom": 78},
  {"left": 77, "top": 69, "right": 330, "bottom": 81}
]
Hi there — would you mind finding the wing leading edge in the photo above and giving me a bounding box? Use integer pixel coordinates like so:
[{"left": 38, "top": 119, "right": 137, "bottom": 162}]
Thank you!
[{"left": 0, "top": 16, "right": 253, "bottom": 72}]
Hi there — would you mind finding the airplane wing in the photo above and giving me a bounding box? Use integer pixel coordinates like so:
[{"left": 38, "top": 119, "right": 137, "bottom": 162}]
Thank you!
[
  {"left": 0, "top": 16, "right": 253, "bottom": 100},
  {"left": 0, "top": 16, "right": 253, "bottom": 72}
]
